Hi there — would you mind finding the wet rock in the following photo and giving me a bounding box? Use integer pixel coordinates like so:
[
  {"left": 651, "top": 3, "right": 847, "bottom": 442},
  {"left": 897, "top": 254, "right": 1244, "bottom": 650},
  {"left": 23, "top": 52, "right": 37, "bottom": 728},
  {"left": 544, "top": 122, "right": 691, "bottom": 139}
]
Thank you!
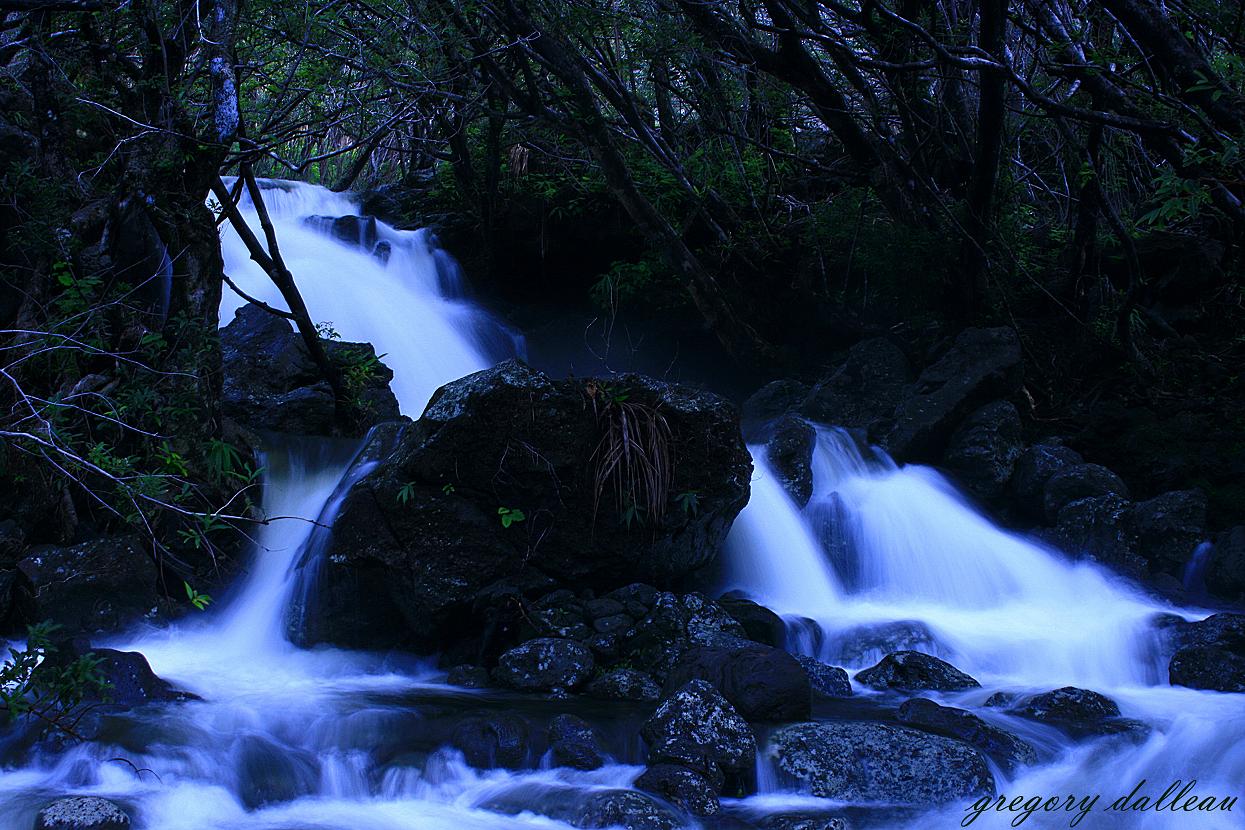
[
  {"left": 493, "top": 638, "right": 594, "bottom": 692},
  {"left": 1049, "top": 495, "right": 1145, "bottom": 578},
  {"left": 220, "top": 303, "right": 398, "bottom": 435},
  {"left": 1043, "top": 464, "right": 1129, "bottom": 523},
  {"left": 305, "top": 213, "right": 379, "bottom": 250},
  {"left": 1207, "top": 527, "right": 1245, "bottom": 600},
  {"left": 594, "top": 613, "right": 634, "bottom": 635},
  {"left": 827, "top": 620, "right": 943, "bottom": 666},
  {"left": 757, "top": 814, "right": 850, "bottom": 830},
  {"left": 855, "top": 651, "right": 980, "bottom": 692},
  {"left": 1010, "top": 443, "right": 1084, "bottom": 521},
  {"left": 234, "top": 733, "right": 319, "bottom": 808},
  {"left": 607, "top": 583, "right": 659, "bottom": 619},
  {"left": 35, "top": 796, "right": 130, "bottom": 830},
  {"left": 897, "top": 697, "right": 1037, "bottom": 773},
  {"left": 885, "top": 327, "right": 1021, "bottom": 462},
  {"left": 766, "top": 416, "right": 816, "bottom": 507},
  {"left": 665, "top": 644, "right": 811, "bottom": 721},
  {"left": 483, "top": 785, "right": 683, "bottom": 830},
  {"left": 548, "top": 714, "right": 605, "bottom": 770},
  {"left": 0, "top": 518, "right": 26, "bottom": 564},
  {"left": 741, "top": 380, "right": 810, "bottom": 433},
  {"left": 313, "top": 361, "right": 751, "bottom": 650},
  {"left": 1132, "top": 490, "right": 1207, "bottom": 574},
  {"left": 584, "top": 668, "right": 661, "bottom": 702},
  {"left": 642, "top": 680, "right": 756, "bottom": 790},
  {"left": 622, "top": 592, "right": 749, "bottom": 682},
  {"left": 90, "top": 649, "right": 183, "bottom": 708},
  {"left": 1012, "top": 687, "right": 1143, "bottom": 737},
  {"left": 635, "top": 763, "right": 721, "bottom": 816},
  {"left": 17, "top": 535, "right": 156, "bottom": 635},
  {"left": 800, "top": 338, "right": 912, "bottom": 435},
  {"left": 943, "top": 401, "right": 1022, "bottom": 501},
  {"left": 446, "top": 665, "right": 491, "bottom": 689},
  {"left": 769, "top": 721, "right": 993, "bottom": 805},
  {"left": 717, "top": 597, "right": 785, "bottom": 648},
  {"left": 1169, "top": 645, "right": 1245, "bottom": 693},
  {"left": 450, "top": 714, "right": 531, "bottom": 769},
  {"left": 795, "top": 656, "right": 852, "bottom": 698}
]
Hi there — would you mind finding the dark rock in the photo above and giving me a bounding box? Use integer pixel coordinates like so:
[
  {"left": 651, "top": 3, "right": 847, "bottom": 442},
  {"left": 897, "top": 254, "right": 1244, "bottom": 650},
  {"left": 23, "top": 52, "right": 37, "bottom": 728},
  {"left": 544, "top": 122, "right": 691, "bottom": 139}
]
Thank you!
[
  {"left": 450, "top": 714, "right": 531, "bottom": 769},
  {"left": 769, "top": 721, "right": 994, "bottom": 805},
  {"left": 483, "top": 786, "right": 683, "bottom": 830},
  {"left": 1207, "top": 527, "right": 1245, "bottom": 600},
  {"left": 664, "top": 644, "right": 812, "bottom": 721},
  {"left": 855, "top": 651, "right": 980, "bottom": 692},
  {"left": 220, "top": 303, "right": 398, "bottom": 435},
  {"left": 795, "top": 656, "right": 852, "bottom": 698},
  {"left": 622, "top": 592, "right": 749, "bottom": 682},
  {"left": 1133, "top": 490, "right": 1207, "bottom": 574},
  {"left": 885, "top": 327, "right": 1021, "bottom": 462},
  {"left": 36, "top": 796, "right": 131, "bottom": 830},
  {"left": 17, "top": 535, "right": 156, "bottom": 635},
  {"left": 1012, "top": 687, "right": 1142, "bottom": 737},
  {"left": 1043, "top": 464, "right": 1129, "bottom": 523},
  {"left": 642, "top": 680, "right": 756, "bottom": 790},
  {"left": 584, "top": 668, "right": 661, "bottom": 702},
  {"left": 0, "top": 519, "right": 26, "bottom": 564},
  {"left": 1169, "top": 645, "right": 1245, "bottom": 693},
  {"left": 1010, "top": 443, "right": 1084, "bottom": 521},
  {"left": 493, "top": 638, "right": 594, "bottom": 692},
  {"left": 635, "top": 763, "right": 720, "bottom": 816},
  {"left": 766, "top": 416, "right": 816, "bottom": 507},
  {"left": 742, "top": 380, "right": 811, "bottom": 432},
  {"left": 90, "top": 649, "right": 183, "bottom": 707},
  {"left": 718, "top": 596, "right": 786, "bottom": 648},
  {"left": 234, "top": 733, "right": 319, "bottom": 808},
  {"left": 801, "top": 338, "right": 912, "bottom": 435},
  {"left": 584, "top": 597, "right": 626, "bottom": 620},
  {"left": 446, "top": 665, "right": 491, "bottom": 689},
  {"left": 593, "top": 613, "right": 634, "bottom": 635},
  {"left": 311, "top": 361, "right": 751, "bottom": 650},
  {"left": 1048, "top": 495, "right": 1146, "bottom": 577},
  {"left": 548, "top": 714, "right": 605, "bottom": 770},
  {"left": 757, "top": 815, "right": 850, "bottom": 830},
  {"left": 897, "top": 697, "right": 1038, "bottom": 773},
  {"left": 827, "top": 621, "right": 943, "bottom": 666},
  {"left": 943, "top": 401, "right": 1022, "bottom": 501},
  {"left": 305, "top": 213, "right": 379, "bottom": 250}
]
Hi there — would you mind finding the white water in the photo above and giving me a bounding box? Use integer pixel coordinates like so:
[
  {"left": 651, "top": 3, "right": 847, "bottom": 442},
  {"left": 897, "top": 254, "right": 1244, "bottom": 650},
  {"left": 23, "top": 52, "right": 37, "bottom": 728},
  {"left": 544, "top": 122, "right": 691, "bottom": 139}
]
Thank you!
[{"left": 724, "top": 426, "right": 1245, "bottom": 828}]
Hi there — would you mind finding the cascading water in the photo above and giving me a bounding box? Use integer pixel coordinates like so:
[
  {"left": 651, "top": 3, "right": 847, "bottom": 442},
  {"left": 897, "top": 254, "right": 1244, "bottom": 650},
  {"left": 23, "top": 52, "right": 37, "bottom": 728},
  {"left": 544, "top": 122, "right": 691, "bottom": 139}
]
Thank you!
[{"left": 723, "top": 425, "right": 1245, "bottom": 828}]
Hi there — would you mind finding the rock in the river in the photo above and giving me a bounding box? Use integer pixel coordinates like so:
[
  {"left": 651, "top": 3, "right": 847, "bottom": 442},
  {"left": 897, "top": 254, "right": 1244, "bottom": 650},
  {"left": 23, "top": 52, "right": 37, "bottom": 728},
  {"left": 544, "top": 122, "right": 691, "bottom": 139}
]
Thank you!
[
  {"left": 1012, "top": 687, "right": 1143, "bottom": 737},
  {"left": 1207, "top": 527, "right": 1245, "bottom": 600},
  {"left": 17, "top": 535, "right": 156, "bottom": 635},
  {"left": 1132, "top": 490, "right": 1207, "bottom": 574},
  {"left": 234, "top": 733, "right": 320, "bottom": 808},
  {"left": 717, "top": 597, "right": 785, "bottom": 648},
  {"left": 664, "top": 644, "right": 812, "bottom": 721},
  {"left": 800, "top": 338, "right": 912, "bottom": 435},
  {"left": 635, "top": 763, "right": 721, "bottom": 816},
  {"left": 885, "top": 327, "right": 1021, "bottom": 462},
  {"left": 1009, "top": 442, "right": 1084, "bottom": 521},
  {"left": 1043, "top": 464, "right": 1129, "bottom": 523},
  {"left": 769, "top": 721, "right": 993, "bottom": 804},
  {"left": 897, "top": 697, "right": 1037, "bottom": 773},
  {"left": 36, "top": 796, "right": 131, "bottom": 830},
  {"left": 766, "top": 416, "right": 816, "bottom": 507},
  {"left": 1167, "top": 613, "right": 1245, "bottom": 692},
  {"left": 450, "top": 713, "right": 531, "bottom": 769},
  {"left": 90, "top": 649, "right": 183, "bottom": 707},
  {"left": 584, "top": 668, "right": 661, "bottom": 702},
  {"left": 642, "top": 680, "right": 756, "bottom": 789},
  {"left": 493, "top": 638, "right": 594, "bottom": 692},
  {"left": 741, "top": 380, "right": 811, "bottom": 433},
  {"left": 220, "top": 303, "right": 399, "bottom": 435},
  {"left": 481, "top": 785, "right": 683, "bottom": 830},
  {"left": 548, "top": 714, "right": 605, "bottom": 770},
  {"left": 795, "top": 656, "right": 852, "bottom": 698},
  {"left": 855, "top": 651, "right": 980, "bottom": 692},
  {"left": 942, "top": 401, "right": 1023, "bottom": 501},
  {"left": 757, "top": 815, "right": 849, "bottom": 830},
  {"left": 1048, "top": 495, "right": 1146, "bottom": 577},
  {"left": 621, "top": 592, "right": 750, "bottom": 682},
  {"left": 309, "top": 360, "right": 751, "bottom": 650}
]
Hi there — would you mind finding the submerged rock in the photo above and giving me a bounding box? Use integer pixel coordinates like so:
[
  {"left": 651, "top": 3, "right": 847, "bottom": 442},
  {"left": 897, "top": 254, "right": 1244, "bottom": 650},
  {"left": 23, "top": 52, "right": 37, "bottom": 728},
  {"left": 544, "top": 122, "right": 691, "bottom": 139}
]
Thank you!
[
  {"left": 1207, "top": 527, "right": 1245, "bottom": 600},
  {"left": 664, "top": 644, "right": 812, "bottom": 721},
  {"left": 854, "top": 651, "right": 980, "bottom": 692},
  {"left": 233, "top": 733, "right": 319, "bottom": 808},
  {"left": 826, "top": 620, "right": 944, "bottom": 666},
  {"left": 36, "top": 796, "right": 131, "bottom": 830},
  {"left": 493, "top": 638, "right": 594, "bottom": 692},
  {"left": 1043, "top": 464, "right": 1129, "bottom": 523},
  {"left": 897, "top": 697, "right": 1037, "bottom": 773},
  {"left": 769, "top": 721, "right": 993, "bottom": 805},
  {"left": 800, "top": 337, "right": 912, "bottom": 435},
  {"left": 308, "top": 360, "right": 751, "bottom": 650},
  {"left": 1132, "top": 490, "right": 1207, "bottom": 574},
  {"left": 1167, "top": 613, "right": 1245, "bottom": 692},
  {"left": 481, "top": 785, "right": 683, "bottom": 830}
]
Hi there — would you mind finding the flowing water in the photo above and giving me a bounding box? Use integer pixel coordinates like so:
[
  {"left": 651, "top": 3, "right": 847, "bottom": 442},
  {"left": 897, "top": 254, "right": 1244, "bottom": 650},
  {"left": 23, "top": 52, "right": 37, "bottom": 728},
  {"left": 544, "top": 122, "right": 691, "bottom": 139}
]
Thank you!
[{"left": 1, "top": 181, "right": 1241, "bottom": 829}]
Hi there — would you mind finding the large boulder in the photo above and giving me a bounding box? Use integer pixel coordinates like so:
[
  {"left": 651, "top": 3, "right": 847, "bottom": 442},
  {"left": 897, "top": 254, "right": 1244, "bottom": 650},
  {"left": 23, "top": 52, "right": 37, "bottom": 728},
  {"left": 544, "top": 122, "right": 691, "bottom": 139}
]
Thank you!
[
  {"left": 942, "top": 401, "right": 1023, "bottom": 502},
  {"left": 1207, "top": 527, "right": 1245, "bottom": 600},
  {"left": 17, "top": 536, "right": 156, "bottom": 635},
  {"left": 664, "top": 644, "right": 812, "bottom": 721},
  {"left": 854, "top": 651, "right": 980, "bottom": 692},
  {"left": 1043, "top": 464, "right": 1129, "bottom": 523},
  {"left": 220, "top": 303, "right": 398, "bottom": 435},
  {"left": 35, "top": 796, "right": 131, "bottom": 830},
  {"left": 768, "top": 721, "right": 994, "bottom": 805},
  {"left": 641, "top": 680, "right": 756, "bottom": 792},
  {"left": 885, "top": 328, "right": 1021, "bottom": 462},
  {"left": 1047, "top": 495, "right": 1146, "bottom": 578},
  {"left": 1010, "top": 442, "right": 1084, "bottom": 521},
  {"left": 548, "top": 714, "right": 605, "bottom": 770},
  {"left": 305, "top": 361, "right": 751, "bottom": 650},
  {"left": 1132, "top": 490, "right": 1207, "bottom": 575},
  {"left": 800, "top": 337, "right": 912, "bottom": 434},
  {"left": 1167, "top": 613, "right": 1245, "bottom": 693},
  {"left": 826, "top": 620, "right": 945, "bottom": 667},
  {"left": 765, "top": 416, "right": 816, "bottom": 507},
  {"left": 481, "top": 786, "right": 683, "bottom": 830},
  {"left": 1011, "top": 687, "right": 1143, "bottom": 737},
  {"left": 897, "top": 697, "right": 1037, "bottom": 773},
  {"left": 492, "top": 638, "right": 594, "bottom": 692}
]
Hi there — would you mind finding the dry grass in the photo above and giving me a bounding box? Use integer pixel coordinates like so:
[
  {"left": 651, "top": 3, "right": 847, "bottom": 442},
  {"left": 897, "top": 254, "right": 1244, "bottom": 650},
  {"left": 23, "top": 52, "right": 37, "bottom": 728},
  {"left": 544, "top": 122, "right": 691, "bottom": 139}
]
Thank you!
[{"left": 585, "top": 381, "right": 673, "bottom": 529}]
